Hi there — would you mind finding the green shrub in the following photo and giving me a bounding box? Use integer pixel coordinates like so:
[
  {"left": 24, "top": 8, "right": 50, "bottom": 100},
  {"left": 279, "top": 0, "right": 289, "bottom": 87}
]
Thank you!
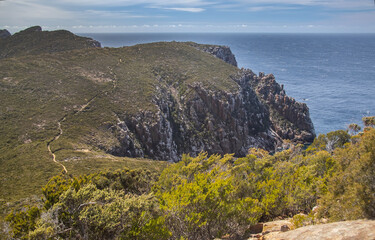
[
  {"left": 318, "top": 128, "right": 375, "bottom": 221},
  {"left": 5, "top": 206, "right": 41, "bottom": 239},
  {"left": 307, "top": 130, "right": 350, "bottom": 153},
  {"left": 155, "top": 154, "right": 262, "bottom": 239},
  {"left": 6, "top": 126, "right": 375, "bottom": 239}
]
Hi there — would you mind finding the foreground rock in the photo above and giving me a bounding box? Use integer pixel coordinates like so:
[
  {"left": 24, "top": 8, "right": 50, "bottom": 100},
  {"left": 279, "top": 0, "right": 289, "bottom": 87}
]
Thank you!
[{"left": 263, "top": 220, "right": 375, "bottom": 240}]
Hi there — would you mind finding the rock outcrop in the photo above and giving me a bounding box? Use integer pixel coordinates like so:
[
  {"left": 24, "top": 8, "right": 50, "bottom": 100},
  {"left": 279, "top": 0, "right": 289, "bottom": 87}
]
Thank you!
[
  {"left": 0, "top": 29, "right": 11, "bottom": 39},
  {"left": 263, "top": 220, "right": 375, "bottom": 240},
  {"left": 188, "top": 42, "right": 238, "bottom": 67},
  {"left": 248, "top": 70, "right": 315, "bottom": 143}
]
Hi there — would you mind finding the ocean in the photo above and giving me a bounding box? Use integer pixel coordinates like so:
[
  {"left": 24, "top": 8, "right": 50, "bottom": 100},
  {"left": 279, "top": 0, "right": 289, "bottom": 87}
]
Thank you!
[{"left": 80, "top": 33, "right": 375, "bottom": 135}]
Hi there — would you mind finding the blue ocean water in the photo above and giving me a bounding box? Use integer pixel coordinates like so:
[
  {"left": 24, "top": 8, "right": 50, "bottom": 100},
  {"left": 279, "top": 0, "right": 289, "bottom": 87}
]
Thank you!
[{"left": 81, "top": 33, "right": 375, "bottom": 135}]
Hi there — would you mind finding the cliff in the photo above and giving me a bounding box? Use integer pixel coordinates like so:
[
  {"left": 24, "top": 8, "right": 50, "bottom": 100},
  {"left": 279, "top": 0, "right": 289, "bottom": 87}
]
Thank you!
[
  {"left": 0, "top": 27, "right": 315, "bottom": 200},
  {"left": 106, "top": 45, "right": 314, "bottom": 161},
  {"left": 250, "top": 71, "right": 315, "bottom": 143},
  {"left": 110, "top": 77, "right": 276, "bottom": 161},
  {"left": 188, "top": 42, "right": 238, "bottom": 67}
]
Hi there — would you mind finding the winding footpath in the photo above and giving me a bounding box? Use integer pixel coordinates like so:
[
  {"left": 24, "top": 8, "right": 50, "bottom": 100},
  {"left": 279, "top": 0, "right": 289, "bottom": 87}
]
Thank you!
[
  {"left": 47, "top": 117, "right": 68, "bottom": 174},
  {"left": 47, "top": 59, "right": 121, "bottom": 174}
]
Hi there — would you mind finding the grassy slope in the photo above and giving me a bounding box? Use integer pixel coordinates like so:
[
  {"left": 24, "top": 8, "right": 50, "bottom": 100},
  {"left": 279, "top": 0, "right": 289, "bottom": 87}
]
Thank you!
[
  {"left": 0, "top": 41, "right": 239, "bottom": 215},
  {"left": 0, "top": 27, "right": 100, "bottom": 59}
]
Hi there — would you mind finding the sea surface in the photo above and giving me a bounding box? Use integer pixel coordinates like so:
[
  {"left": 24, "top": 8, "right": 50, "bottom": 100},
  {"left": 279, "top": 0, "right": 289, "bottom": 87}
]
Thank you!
[{"left": 81, "top": 33, "right": 375, "bottom": 135}]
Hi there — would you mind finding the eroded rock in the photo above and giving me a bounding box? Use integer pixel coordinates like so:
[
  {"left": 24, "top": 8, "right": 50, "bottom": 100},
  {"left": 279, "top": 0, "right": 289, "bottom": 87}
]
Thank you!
[{"left": 248, "top": 70, "right": 316, "bottom": 144}]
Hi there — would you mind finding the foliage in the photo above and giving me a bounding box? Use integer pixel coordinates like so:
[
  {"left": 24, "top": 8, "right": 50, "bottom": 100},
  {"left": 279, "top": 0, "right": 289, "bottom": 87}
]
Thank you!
[
  {"left": 42, "top": 174, "right": 75, "bottom": 210},
  {"left": 306, "top": 130, "right": 351, "bottom": 153},
  {"left": 362, "top": 116, "right": 375, "bottom": 128},
  {"left": 41, "top": 167, "right": 157, "bottom": 209},
  {"left": 318, "top": 128, "right": 375, "bottom": 221},
  {"left": 7, "top": 167, "right": 164, "bottom": 240},
  {"left": 348, "top": 123, "right": 361, "bottom": 135},
  {"left": 154, "top": 149, "right": 336, "bottom": 239},
  {"left": 155, "top": 154, "right": 262, "bottom": 239},
  {"left": 5, "top": 125, "right": 375, "bottom": 239},
  {"left": 291, "top": 212, "right": 315, "bottom": 229},
  {"left": 40, "top": 184, "right": 169, "bottom": 240},
  {"left": 5, "top": 206, "right": 41, "bottom": 239}
]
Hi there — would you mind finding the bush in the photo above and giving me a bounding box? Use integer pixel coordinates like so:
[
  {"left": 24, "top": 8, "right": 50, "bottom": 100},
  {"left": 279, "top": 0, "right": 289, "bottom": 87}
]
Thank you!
[
  {"left": 155, "top": 154, "right": 262, "bottom": 239},
  {"left": 318, "top": 128, "right": 375, "bottom": 221},
  {"left": 307, "top": 130, "right": 350, "bottom": 153},
  {"left": 47, "top": 184, "right": 169, "bottom": 240},
  {"left": 7, "top": 126, "right": 375, "bottom": 239},
  {"left": 5, "top": 206, "right": 41, "bottom": 239}
]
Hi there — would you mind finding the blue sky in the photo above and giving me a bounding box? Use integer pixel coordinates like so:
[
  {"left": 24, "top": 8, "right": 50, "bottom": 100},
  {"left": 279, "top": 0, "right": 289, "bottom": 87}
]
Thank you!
[{"left": 1, "top": 0, "right": 375, "bottom": 33}]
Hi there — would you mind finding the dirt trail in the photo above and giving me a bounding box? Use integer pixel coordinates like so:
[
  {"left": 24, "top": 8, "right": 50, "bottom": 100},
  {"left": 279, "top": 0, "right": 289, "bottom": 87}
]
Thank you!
[
  {"left": 47, "top": 117, "right": 68, "bottom": 173},
  {"left": 47, "top": 59, "right": 121, "bottom": 174}
]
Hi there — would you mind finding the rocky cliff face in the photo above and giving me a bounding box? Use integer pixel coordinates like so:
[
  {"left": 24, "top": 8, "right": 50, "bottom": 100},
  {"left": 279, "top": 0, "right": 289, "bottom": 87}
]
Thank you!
[
  {"left": 110, "top": 80, "right": 277, "bottom": 161},
  {"left": 106, "top": 46, "right": 314, "bottom": 161},
  {"left": 189, "top": 42, "right": 238, "bottom": 67},
  {"left": 248, "top": 70, "right": 315, "bottom": 144}
]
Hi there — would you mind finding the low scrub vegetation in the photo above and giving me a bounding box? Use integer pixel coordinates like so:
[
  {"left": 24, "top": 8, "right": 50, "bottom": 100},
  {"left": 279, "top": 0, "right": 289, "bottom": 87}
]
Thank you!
[{"left": 5, "top": 123, "right": 375, "bottom": 239}]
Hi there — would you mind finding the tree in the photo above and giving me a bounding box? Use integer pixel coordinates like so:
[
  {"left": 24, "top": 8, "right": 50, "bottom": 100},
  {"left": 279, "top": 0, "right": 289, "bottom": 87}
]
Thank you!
[
  {"left": 307, "top": 130, "right": 350, "bottom": 153},
  {"left": 347, "top": 123, "right": 361, "bottom": 136},
  {"left": 318, "top": 128, "right": 375, "bottom": 221},
  {"left": 362, "top": 116, "right": 375, "bottom": 129}
]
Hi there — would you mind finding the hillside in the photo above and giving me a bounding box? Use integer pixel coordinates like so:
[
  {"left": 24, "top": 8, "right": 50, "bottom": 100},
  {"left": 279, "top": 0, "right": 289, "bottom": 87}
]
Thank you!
[
  {"left": 0, "top": 26, "right": 100, "bottom": 59},
  {"left": 0, "top": 27, "right": 315, "bottom": 205}
]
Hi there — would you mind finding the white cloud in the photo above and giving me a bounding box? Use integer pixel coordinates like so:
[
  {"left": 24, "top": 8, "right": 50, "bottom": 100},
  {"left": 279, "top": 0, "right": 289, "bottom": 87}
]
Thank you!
[
  {"left": 232, "top": 0, "right": 374, "bottom": 9},
  {"left": 84, "top": 10, "right": 148, "bottom": 18},
  {"left": 164, "top": 7, "right": 205, "bottom": 12},
  {"left": 59, "top": 0, "right": 212, "bottom": 7},
  {"left": 1, "top": 0, "right": 375, "bottom": 33},
  {"left": 247, "top": 6, "right": 298, "bottom": 12},
  {"left": 0, "top": 0, "right": 74, "bottom": 22}
]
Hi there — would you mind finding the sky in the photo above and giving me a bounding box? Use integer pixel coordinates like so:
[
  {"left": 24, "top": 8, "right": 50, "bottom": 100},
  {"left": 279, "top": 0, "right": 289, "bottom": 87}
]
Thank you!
[{"left": 1, "top": 0, "right": 375, "bottom": 33}]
